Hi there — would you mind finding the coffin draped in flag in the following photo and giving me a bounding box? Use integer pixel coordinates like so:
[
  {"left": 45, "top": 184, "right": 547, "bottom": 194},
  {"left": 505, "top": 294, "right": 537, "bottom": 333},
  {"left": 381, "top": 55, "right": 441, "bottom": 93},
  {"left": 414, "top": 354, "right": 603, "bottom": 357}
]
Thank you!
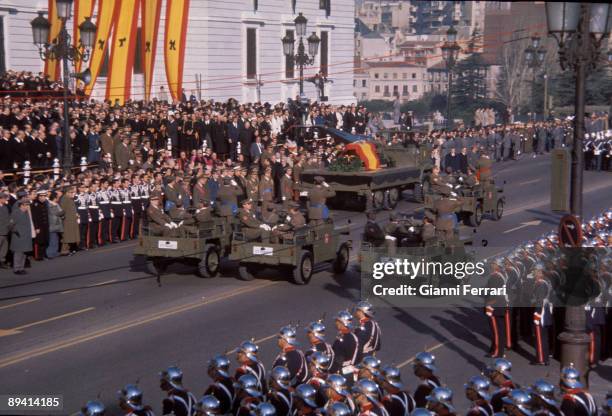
[
  {"left": 141, "top": 0, "right": 162, "bottom": 102},
  {"left": 84, "top": 0, "right": 118, "bottom": 96},
  {"left": 164, "top": 0, "right": 190, "bottom": 102},
  {"left": 105, "top": 0, "right": 139, "bottom": 105},
  {"left": 346, "top": 142, "right": 381, "bottom": 171},
  {"left": 44, "top": 0, "right": 62, "bottom": 82}
]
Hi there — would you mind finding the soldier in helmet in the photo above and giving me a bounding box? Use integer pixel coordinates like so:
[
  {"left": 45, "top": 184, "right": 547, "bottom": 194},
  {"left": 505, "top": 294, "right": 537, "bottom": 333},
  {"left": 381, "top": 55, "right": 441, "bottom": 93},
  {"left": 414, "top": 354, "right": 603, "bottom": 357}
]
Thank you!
[
  {"left": 326, "top": 402, "right": 353, "bottom": 416},
  {"left": 357, "top": 356, "right": 382, "bottom": 382},
  {"left": 272, "top": 325, "right": 309, "bottom": 386},
  {"left": 501, "top": 390, "right": 534, "bottom": 416},
  {"left": 352, "top": 379, "right": 388, "bottom": 416},
  {"left": 234, "top": 374, "right": 264, "bottom": 416},
  {"left": 293, "top": 384, "right": 321, "bottom": 416},
  {"left": 267, "top": 367, "right": 293, "bottom": 416},
  {"left": 160, "top": 365, "right": 197, "bottom": 416},
  {"left": 195, "top": 395, "right": 221, "bottom": 416},
  {"left": 484, "top": 259, "right": 509, "bottom": 359},
  {"left": 307, "top": 176, "right": 335, "bottom": 226},
  {"left": 411, "top": 408, "right": 436, "bottom": 416},
  {"left": 559, "top": 365, "right": 597, "bottom": 416},
  {"left": 305, "top": 320, "right": 335, "bottom": 362},
  {"left": 486, "top": 358, "right": 517, "bottom": 412},
  {"left": 306, "top": 352, "right": 332, "bottom": 407},
  {"left": 464, "top": 376, "right": 493, "bottom": 416},
  {"left": 204, "top": 354, "right": 235, "bottom": 414},
  {"left": 254, "top": 402, "right": 277, "bottom": 416},
  {"left": 531, "top": 265, "right": 552, "bottom": 366},
  {"left": 529, "top": 379, "right": 562, "bottom": 416},
  {"left": 364, "top": 211, "right": 386, "bottom": 247},
  {"left": 78, "top": 400, "right": 106, "bottom": 416},
  {"left": 235, "top": 340, "right": 267, "bottom": 393},
  {"left": 379, "top": 365, "right": 416, "bottom": 416},
  {"left": 324, "top": 374, "right": 356, "bottom": 413},
  {"left": 425, "top": 386, "right": 456, "bottom": 416},
  {"left": 118, "top": 384, "right": 155, "bottom": 416},
  {"left": 354, "top": 301, "right": 382, "bottom": 356},
  {"left": 330, "top": 310, "right": 360, "bottom": 378},
  {"left": 413, "top": 352, "right": 441, "bottom": 408}
]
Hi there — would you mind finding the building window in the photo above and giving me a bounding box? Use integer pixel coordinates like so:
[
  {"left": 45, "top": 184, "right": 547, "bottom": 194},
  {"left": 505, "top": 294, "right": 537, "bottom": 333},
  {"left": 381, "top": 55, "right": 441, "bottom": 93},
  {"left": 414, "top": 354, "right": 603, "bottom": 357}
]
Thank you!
[
  {"left": 0, "top": 17, "right": 5, "bottom": 75},
  {"left": 412, "top": 85, "right": 417, "bottom": 92},
  {"left": 285, "top": 29, "right": 294, "bottom": 79},
  {"left": 362, "top": 80, "right": 366, "bottom": 87},
  {"left": 412, "top": 72, "right": 416, "bottom": 79},
  {"left": 393, "top": 73, "right": 397, "bottom": 79},
  {"left": 393, "top": 85, "right": 399, "bottom": 95},
  {"left": 133, "top": 27, "right": 143, "bottom": 75},
  {"left": 253, "top": 0, "right": 258, "bottom": 11},
  {"left": 374, "top": 73, "right": 379, "bottom": 79},
  {"left": 353, "top": 80, "right": 356, "bottom": 87},
  {"left": 429, "top": 73, "right": 433, "bottom": 81},
  {"left": 383, "top": 73, "right": 388, "bottom": 79},
  {"left": 403, "top": 73, "right": 407, "bottom": 79},
  {"left": 320, "top": 31, "right": 328, "bottom": 76},
  {"left": 383, "top": 85, "right": 390, "bottom": 96},
  {"left": 246, "top": 28, "right": 257, "bottom": 79},
  {"left": 402, "top": 85, "right": 408, "bottom": 96},
  {"left": 375, "top": 85, "right": 380, "bottom": 93},
  {"left": 320, "top": 0, "right": 331, "bottom": 16}
]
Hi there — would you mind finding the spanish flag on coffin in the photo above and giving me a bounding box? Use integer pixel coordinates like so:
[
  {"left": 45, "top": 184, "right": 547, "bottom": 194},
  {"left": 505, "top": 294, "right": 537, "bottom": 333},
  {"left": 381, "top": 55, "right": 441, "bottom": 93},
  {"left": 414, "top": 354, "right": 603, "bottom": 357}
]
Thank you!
[{"left": 346, "top": 141, "right": 380, "bottom": 171}]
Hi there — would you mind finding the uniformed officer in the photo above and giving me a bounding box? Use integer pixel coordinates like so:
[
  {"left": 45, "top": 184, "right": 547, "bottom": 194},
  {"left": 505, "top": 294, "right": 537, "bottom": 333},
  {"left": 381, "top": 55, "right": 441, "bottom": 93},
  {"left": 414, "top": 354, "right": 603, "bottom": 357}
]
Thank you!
[
  {"left": 293, "top": 384, "right": 320, "bottom": 416},
  {"left": 323, "top": 375, "right": 356, "bottom": 414},
  {"left": 238, "top": 199, "right": 272, "bottom": 242},
  {"left": 356, "top": 355, "right": 381, "bottom": 382},
  {"left": 433, "top": 196, "right": 462, "bottom": 241},
  {"left": 379, "top": 365, "right": 416, "bottom": 416},
  {"left": 364, "top": 211, "right": 386, "bottom": 248},
  {"left": 425, "top": 387, "right": 456, "bottom": 416},
  {"left": 120, "top": 178, "right": 133, "bottom": 241},
  {"left": 307, "top": 176, "right": 335, "bottom": 226},
  {"left": 306, "top": 351, "right": 332, "bottom": 407},
  {"left": 262, "top": 205, "right": 280, "bottom": 226},
  {"left": 464, "top": 376, "right": 493, "bottom": 416},
  {"left": 559, "top": 365, "right": 597, "bottom": 416},
  {"left": 204, "top": 354, "right": 235, "bottom": 415},
  {"left": 216, "top": 176, "right": 243, "bottom": 218},
  {"left": 109, "top": 180, "right": 124, "bottom": 243},
  {"left": 413, "top": 352, "right": 440, "bottom": 408},
  {"left": 130, "top": 176, "right": 143, "bottom": 239},
  {"left": 325, "top": 402, "right": 353, "bottom": 416},
  {"left": 354, "top": 301, "right": 382, "bottom": 356},
  {"left": 146, "top": 191, "right": 177, "bottom": 236},
  {"left": 88, "top": 182, "right": 101, "bottom": 248},
  {"left": 305, "top": 320, "right": 335, "bottom": 361},
  {"left": 160, "top": 366, "right": 197, "bottom": 416},
  {"left": 78, "top": 400, "right": 106, "bottom": 416},
  {"left": 486, "top": 358, "right": 517, "bottom": 412},
  {"left": 235, "top": 340, "right": 267, "bottom": 393},
  {"left": 352, "top": 379, "right": 389, "bottom": 416},
  {"left": 246, "top": 168, "right": 260, "bottom": 203},
  {"left": 530, "top": 379, "right": 562, "bottom": 416},
  {"left": 267, "top": 367, "right": 293, "bottom": 416},
  {"left": 531, "top": 265, "right": 552, "bottom": 366},
  {"left": 194, "top": 395, "right": 221, "bottom": 416},
  {"left": 330, "top": 310, "right": 360, "bottom": 378},
  {"left": 75, "top": 183, "right": 91, "bottom": 249},
  {"left": 280, "top": 167, "right": 294, "bottom": 209},
  {"left": 233, "top": 374, "right": 264, "bottom": 416},
  {"left": 272, "top": 325, "right": 309, "bottom": 386},
  {"left": 475, "top": 153, "right": 493, "bottom": 186},
  {"left": 484, "top": 260, "right": 509, "bottom": 359},
  {"left": 98, "top": 179, "right": 112, "bottom": 244},
  {"left": 501, "top": 389, "right": 534, "bottom": 416},
  {"left": 118, "top": 384, "right": 155, "bottom": 416},
  {"left": 259, "top": 168, "right": 275, "bottom": 212}
]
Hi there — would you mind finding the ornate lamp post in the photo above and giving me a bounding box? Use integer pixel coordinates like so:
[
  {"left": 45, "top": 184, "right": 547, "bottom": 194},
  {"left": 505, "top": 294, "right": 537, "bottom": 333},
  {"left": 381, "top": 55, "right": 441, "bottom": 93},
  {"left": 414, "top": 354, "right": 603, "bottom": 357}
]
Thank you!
[
  {"left": 441, "top": 25, "right": 460, "bottom": 130},
  {"left": 524, "top": 36, "right": 547, "bottom": 122},
  {"left": 31, "top": 0, "right": 96, "bottom": 172},
  {"left": 545, "top": 1, "right": 611, "bottom": 383}
]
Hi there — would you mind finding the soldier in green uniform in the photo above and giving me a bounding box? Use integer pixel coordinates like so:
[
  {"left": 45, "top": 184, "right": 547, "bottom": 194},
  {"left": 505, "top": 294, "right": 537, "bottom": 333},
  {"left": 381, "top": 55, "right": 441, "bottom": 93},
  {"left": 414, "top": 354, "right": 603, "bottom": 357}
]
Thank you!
[
  {"left": 383, "top": 213, "right": 411, "bottom": 254},
  {"left": 430, "top": 166, "right": 452, "bottom": 196},
  {"left": 307, "top": 176, "right": 335, "bottom": 226},
  {"left": 421, "top": 216, "right": 436, "bottom": 244},
  {"left": 168, "top": 198, "right": 198, "bottom": 234},
  {"left": 246, "top": 168, "right": 260, "bottom": 203},
  {"left": 475, "top": 153, "right": 493, "bottom": 187},
  {"left": 262, "top": 204, "right": 280, "bottom": 225},
  {"left": 259, "top": 168, "right": 275, "bottom": 212},
  {"left": 216, "top": 176, "right": 243, "bottom": 218},
  {"left": 280, "top": 167, "right": 294, "bottom": 209},
  {"left": 146, "top": 191, "right": 175, "bottom": 236},
  {"left": 277, "top": 202, "right": 306, "bottom": 240},
  {"left": 238, "top": 199, "right": 271, "bottom": 242},
  {"left": 234, "top": 166, "right": 248, "bottom": 205},
  {"left": 433, "top": 196, "right": 463, "bottom": 241}
]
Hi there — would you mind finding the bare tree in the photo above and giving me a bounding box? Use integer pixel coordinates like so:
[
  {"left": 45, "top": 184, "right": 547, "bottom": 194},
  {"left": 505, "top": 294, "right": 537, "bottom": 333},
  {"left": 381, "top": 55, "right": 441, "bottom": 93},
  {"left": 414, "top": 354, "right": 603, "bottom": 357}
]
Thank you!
[{"left": 493, "top": 37, "right": 529, "bottom": 117}]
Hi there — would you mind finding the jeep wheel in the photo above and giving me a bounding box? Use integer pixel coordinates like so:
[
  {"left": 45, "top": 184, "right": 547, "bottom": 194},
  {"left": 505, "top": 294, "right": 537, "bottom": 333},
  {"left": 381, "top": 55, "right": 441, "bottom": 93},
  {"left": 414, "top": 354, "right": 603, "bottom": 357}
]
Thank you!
[
  {"left": 146, "top": 257, "right": 168, "bottom": 276},
  {"left": 388, "top": 188, "right": 400, "bottom": 209},
  {"left": 466, "top": 203, "right": 483, "bottom": 227},
  {"left": 333, "top": 243, "right": 350, "bottom": 274},
  {"left": 293, "top": 250, "right": 313, "bottom": 285},
  {"left": 238, "top": 264, "right": 256, "bottom": 281},
  {"left": 493, "top": 199, "right": 504, "bottom": 221},
  {"left": 198, "top": 244, "right": 220, "bottom": 278}
]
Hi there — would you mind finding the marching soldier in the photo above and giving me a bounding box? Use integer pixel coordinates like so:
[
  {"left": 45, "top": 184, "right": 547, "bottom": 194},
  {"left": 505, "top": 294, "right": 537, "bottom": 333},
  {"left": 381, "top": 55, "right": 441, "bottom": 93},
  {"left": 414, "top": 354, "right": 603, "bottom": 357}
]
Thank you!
[
  {"left": 120, "top": 178, "right": 133, "bottom": 241},
  {"left": 88, "top": 182, "right": 101, "bottom": 248},
  {"left": 425, "top": 387, "right": 456, "bottom": 416},
  {"left": 413, "top": 352, "right": 441, "bottom": 408},
  {"left": 233, "top": 374, "right": 264, "bottom": 416},
  {"left": 324, "top": 375, "right": 356, "bottom": 414},
  {"left": 78, "top": 400, "right": 106, "bottom": 416},
  {"left": 130, "top": 176, "right": 143, "bottom": 239},
  {"left": 267, "top": 367, "right": 293, "bottom": 416},
  {"left": 204, "top": 354, "right": 234, "bottom": 415},
  {"left": 325, "top": 402, "right": 353, "bottom": 416},
  {"left": 98, "top": 179, "right": 112, "bottom": 245},
  {"left": 559, "top": 365, "right": 597, "bottom": 416},
  {"left": 464, "top": 376, "right": 493, "bottom": 416},
  {"left": 530, "top": 379, "right": 562, "bottom": 416},
  {"left": 354, "top": 301, "right": 382, "bottom": 356},
  {"left": 280, "top": 167, "right": 294, "bottom": 209},
  {"left": 330, "top": 310, "right": 360, "bottom": 378},
  {"left": 194, "top": 396, "right": 221, "bottom": 416},
  {"left": 306, "top": 351, "right": 332, "bottom": 407},
  {"left": 486, "top": 358, "right": 517, "bottom": 412},
  {"left": 75, "top": 183, "right": 91, "bottom": 250},
  {"left": 356, "top": 356, "right": 381, "bottom": 382},
  {"left": 109, "top": 180, "right": 124, "bottom": 243},
  {"left": 293, "top": 384, "right": 320, "bottom": 416},
  {"left": 235, "top": 340, "right": 267, "bottom": 393},
  {"left": 118, "top": 384, "right": 155, "bottom": 416},
  {"left": 305, "top": 320, "right": 335, "bottom": 361},
  {"left": 501, "top": 389, "right": 533, "bottom": 416},
  {"left": 484, "top": 259, "right": 509, "bottom": 358},
  {"left": 307, "top": 176, "right": 335, "bottom": 226},
  {"left": 352, "top": 379, "right": 389, "bottom": 416},
  {"left": 379, "top": 365, "right": 416, "bottom": 416},
  {"left": 160, "top": 366, "right": 197, "bottom": 416},
  {"left": 531, "top": 265, "right": 552, "bottom": 366},
  {"left": 272, "top": 325, "right": 309, "bottom": 386}
]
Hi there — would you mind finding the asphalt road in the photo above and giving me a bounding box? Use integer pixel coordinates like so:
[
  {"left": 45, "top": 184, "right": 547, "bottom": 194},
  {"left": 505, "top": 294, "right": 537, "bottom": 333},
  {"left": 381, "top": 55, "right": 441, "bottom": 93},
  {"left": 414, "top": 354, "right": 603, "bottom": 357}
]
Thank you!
[{"left": 0, "top": 154, "right": 610, "bottom": 415}]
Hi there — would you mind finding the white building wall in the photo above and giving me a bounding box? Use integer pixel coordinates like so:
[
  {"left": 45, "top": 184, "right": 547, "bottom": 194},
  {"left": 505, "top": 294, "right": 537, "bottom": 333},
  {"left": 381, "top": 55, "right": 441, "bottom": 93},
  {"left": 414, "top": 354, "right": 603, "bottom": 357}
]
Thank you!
[{"left": 1, "top": 0, "right": 355, "bottom": 105}]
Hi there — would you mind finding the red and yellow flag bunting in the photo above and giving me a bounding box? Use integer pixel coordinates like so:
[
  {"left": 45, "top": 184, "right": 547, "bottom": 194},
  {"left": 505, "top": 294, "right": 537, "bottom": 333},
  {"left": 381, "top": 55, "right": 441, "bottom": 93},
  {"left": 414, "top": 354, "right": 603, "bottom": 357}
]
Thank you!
[
  {"left": 164, "top": 0, "right": 190, "bottom": 102},
  {"left": 44, "top": 0, "right": 62, "bottom": 82},
  {"left": 73, "top": 0, "right": 96, "bottom": 79},
  {"left": 346, "top": 142, "right": 381, "bottom": 171},
  {"left": 141, "top": 0, "right": 162, "bottom": 102},
  {"left": 84, "top": 0, "right": 118, "bottom": 96}
]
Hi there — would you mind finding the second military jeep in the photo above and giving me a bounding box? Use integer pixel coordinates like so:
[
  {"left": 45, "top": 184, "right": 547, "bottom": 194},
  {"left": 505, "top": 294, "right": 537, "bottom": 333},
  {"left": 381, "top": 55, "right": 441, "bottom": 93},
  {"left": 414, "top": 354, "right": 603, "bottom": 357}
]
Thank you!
[
  {"left": 228, "top": 221, "right": 352, "bottom": 285},
  {"left": 134, "top": 216, "right": 235, "bottom": 278}
]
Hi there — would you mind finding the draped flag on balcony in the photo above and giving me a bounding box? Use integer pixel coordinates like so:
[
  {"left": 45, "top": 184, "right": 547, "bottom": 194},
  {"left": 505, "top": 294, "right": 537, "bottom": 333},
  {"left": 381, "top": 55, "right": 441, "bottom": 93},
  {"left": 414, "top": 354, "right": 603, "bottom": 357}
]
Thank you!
[
  {"left": 44, "top": 0, "right": 62, "bottom": 82},
  {"left": 84, "top": 0, "right": 118, "bottom": 96},
  {"left": 164, "top": 0, "right": 190, "bottom": 101},
  {"left": 141, "top": 0, "right": 162, "bottom": 102}
]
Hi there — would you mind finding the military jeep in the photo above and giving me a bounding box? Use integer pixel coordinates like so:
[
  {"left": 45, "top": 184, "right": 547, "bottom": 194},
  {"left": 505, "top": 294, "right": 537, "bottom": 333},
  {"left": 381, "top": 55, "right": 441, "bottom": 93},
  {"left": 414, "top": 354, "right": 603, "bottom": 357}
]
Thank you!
[
  {"left": 228, "top": 221, "right": 351, "bottom": 285},
  {"left": 134, "top": 217, "right": 235, "bottom": 278}
]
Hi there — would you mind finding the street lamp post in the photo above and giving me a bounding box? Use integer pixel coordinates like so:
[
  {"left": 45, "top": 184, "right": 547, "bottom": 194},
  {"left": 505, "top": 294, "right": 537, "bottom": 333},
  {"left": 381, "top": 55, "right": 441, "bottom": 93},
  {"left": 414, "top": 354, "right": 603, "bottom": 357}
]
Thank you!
[
  {"left": 282, "top": 13, "right": 321, "bottom": 99},
  {"left": 545, "top": 1, "right": 611, "bottom": 383},
  {"left": 524, "top": 36, "right": 547, "bottom": 122},
  {"left": 441, "top": 25, "right": 460, "bottom": 130},
  {"left": 30, "top": 0, "right": 95, "bottom": 173}
]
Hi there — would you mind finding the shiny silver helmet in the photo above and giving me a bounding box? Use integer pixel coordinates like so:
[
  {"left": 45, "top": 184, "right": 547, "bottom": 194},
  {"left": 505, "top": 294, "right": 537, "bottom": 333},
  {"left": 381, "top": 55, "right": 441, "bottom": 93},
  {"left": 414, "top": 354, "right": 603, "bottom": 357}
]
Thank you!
[
  {"left": 308, "top": 351, "right": 331, "bottom": 372},
  {"left": 410, "top": 408, "right": 435, "bottom": 416},
  {"left": 425, "top": 386, "right": 454, "bottom": 412},
  {"left": 278, "top": 325, "right": 299, "bottom": 346},
  {"left": 354, "top": 300, "right": 375, "bottom": 318},
  {"left": 502, "top": 389, "right": 533, "bottom": 416},
  {"left": 207, "top": 354, "right": 231, "bottom": 378},
  {"left": 237, "top": 340, "right": 259, "bottom": 363},
  {"left": 306, "top": 321, "right": 327, "bottom": 342},
  {"left": 325, "top": 402, "right": 352, "bottom": 416},
  {"left": 464, "top": 375, "right": 491, "bottom": 401},
  {"left": 254, "top": 402, "right": 277, "bottom": 416},
  {"left": 235, "top": 374, "right": 263, "bottom": 398},
  {"left": 560, "top": 364, "right": 583, "bottom": 389},
  {"left": 492, "top": 358, "right": 512, "bottom": 379},
  {"left": 327, "top": 374, "right": 350, "bottom": 397},
  {"left": 530, "top": 379, "right": 557, "bottom": 407},
  {"left": 79, "top": 400, "right": 105, "bottom": 416},
  {"left": 352, "top": 378, "right": 381, "bottom": 403},
  {"left": 414, "top": 352, "right": 436, "bottom": 373},
  {"left": 335, "top": 310, "right": 354, "bottom": 330},
  {"left": 118, "top": 384, "right": 144, "bottom": 411},
  {"left": 270, "top": 366, "right": 292, "bottom": 389},
  {"left": 380, "top": 365, "right": 404, "bottom": 390},
  {"left": 359, "top": 355, "right": 382, "bottom": 377},
  {"left": 294, "top": 384, "right": 319, "bottom": 408},
  {"left": 160, "top": 365, "right": 184, "bottom": 390},
  {"left": 195, "top": 395, "right": 221, "bottom": 416}
]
